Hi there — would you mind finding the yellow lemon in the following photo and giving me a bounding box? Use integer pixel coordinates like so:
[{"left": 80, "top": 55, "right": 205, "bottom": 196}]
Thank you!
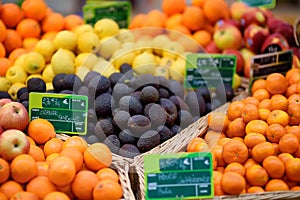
[
  {"left": 42, "top": 64, "right": 55, "bottom": 83},
  {"left": 93, "top": 60, "right": 117, "bottom": 77},
  {"left": 162, "top": 41, "right": 185, "bottom": 59},
  {"left": 93, "top": 18, "right": 119, "bottom": 39},
  {"left": 111, "top": 48, "right": 136, "bottom": 70},
  {"left": 154, "top": 66, "right": 169, "bottom": 79},
  {"left": 116, "top": 29, "right": 135, "bottom": 43},
  {"left": 21, "top": 52, "right": 46, "bottom": 74},
  {"left": 75, "top": 52, "right": 98, "bottom": 70},
  {"left": 34, "top": 39, "right": 55, "bottom": 63},
  {"left": 77, "top": 32, "right": 100, "bottom": 53},
  {"left": 13, "top": 54, "right": 26, "bottom": 66},
  {"left": 51, "top": 48, "right": 75, "bottom": 75},
  {"left": 169, "top": 57, "right": 186, "bottom": 82},
  {"left": 132, "top": 51, "right": 157, "bottom": 75},
  {"left": 75, "top": 66, "right": 90, "bottom": 81},
  {"left": 0, "top": 77, "right": 12, "bottom": 92},
  {"left": 8, "top": 82, "right": 26, "bottom": 100},
  {"left": 73, "top": 24, "right": 94, "bottom": 37},
  {"left": 233, "top": 73, "right": 241, "bottom": 89},
  {"left": 5, "top": 66, "right": 28, "bottom": 84},
  {"left": 46, "top": 82, "right": 54, "bottom": 91},
  {"left": 97, "top": 36, "right": 121, "bottom": 60},
  {"left": 53, "top": 30, "right": 77, "bottom": 51}
]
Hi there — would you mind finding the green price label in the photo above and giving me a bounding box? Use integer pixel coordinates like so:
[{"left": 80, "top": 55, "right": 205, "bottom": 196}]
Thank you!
[
  {"left": 240, "top": 0, "right": 276, "bottom": 9},
  {"left": 83, "top": 1, "right": 131, "bottom": 28},
  {"left": 144, "top": 152, "right": 214, "bottom": 200},
  {"left": 29, "top": 92, "right": 88, "bottom": 135},
  {"left": 184, "top": 53, "right": 236, "bottom": 89}
]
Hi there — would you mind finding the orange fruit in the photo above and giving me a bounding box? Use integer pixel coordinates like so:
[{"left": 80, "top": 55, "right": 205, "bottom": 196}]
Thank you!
[
  {"left": 247, "top": 186, "right": 264, "bottom": 193},
  {"left": 10, "top": 191, "right": 38, "bottom": 200},
  {"left": 278, "top": 153, "right": 294, "bottom": 165},
  {"left": 204, "top": 130, "right": 226, "bottom": 148},
  {"left": 192, "top": 0, "right": 206, "bottom": 8},
  {"left": 286, "top": 158, "right": 300, "bottom": 182},
  {"left": 182, "top": 6, "right": 205, "bottom": 31},
  {"left": 265, "top": 179, "right": 289, "bottom": 192},
  {"left": 3, "top": 29, "right": 22, "bottom": 54},
  {"left": 0, "top": 57, "right": 12, "bottom": 76},
  {"left": 245, "top": 119, "right": 268, "bottom": 135},
  {"left": 286, "top": 68, "right": 300, "bottom": 81},
  {"left": 246, "top": 164, "right": 269, "bottom": 187},
  {"left": 286, "top": 126, "right": 300, "bottom": 143},
  {"left": 41, "top": 31, "right": 58, "bottom": 41},
  {"left": 16, "top": 18, "right": 41, "bottom": 39},
  {"left": 288, "top": 94, "right": 300, "bottom": 105},
  {"left": 213, "top": 171, "right": 225, "bottom": 196},
  {"left": 207, "top": 112, "right": 229, "bottom": 131},
  {"left": 242, "top": 96, "right": 260, "bottom": 106},
  {"left": 221, "top": 172, "right": 246, "bottom": 195},
  {"left": 165, "top": 14, "right": 183, "bottom": 29},
  {"left": 224, "top": 162, "right": 245, "bottom": 176},
  {"left": 186, "top": 137, "right": 209, "bottom": 152},
  {"left": 26, "top": 176, "right": 57, "bottom": 199},
  {"left": 129, "top": 14, "right": 147, "bottom": 29},
  {"left": 48, "top": 156, "right": 76, "bottom": 187},
  {"left": 243, "top": 132, "right": 266, "bottom": 149},
  {"left": 287, "top": 72, "right": 300, "bottom": 86},
  {"left": 243, "top": 158, "right": 258, "bottom": 170},
  {"left": 161, "top": 0, "right": 186, "bottom": 16},
  {"left": 0, "top": 181, "right": 23, "bottom": 199},
  {"left": 272, "top": 142, "right": 280, "bottom": 156},
  {"left": 96, "top": 167, "right": 119, "bottom": 182},
  {"left": 21, "top": 0, "right": 47, "bottom": 21},
  {"left": 262, "top": 156, "right": 285, "bottom": 179},
  {"left": 225, "top": 118, "right": 246, "bottom": 138},
  {"left": 286, "top": 83, "right": 297, "bottom": 97},
  {"left": 0, "top": 158, "right": 10, "bottom": 184},
  {"left": 45, "top": 153, "right": 60, "bottom": 164},
  {"left": 252, "top": 88, "right": 270, "bottom": 101},
  {"left": 251, "top": 142, "right": 275, "bottom": 162},
  {"left": 93, "top": 179, "right": 123, "bottom": 200},
  {"left": 288, "top": 103, "right": 300, "bottom": 125},
  {"left": 43, "top": 137, "right": 64, "bottom": 157},
  {"left": 227, "top": 101, "right": 245, "bottom": 120},
  {"left": 241, "top": 104, "right": 259, "bottom": 123},
  {"left": 28, "top": 145, "right": 45, "bottom": 162},
  {"left": 71, "top": 170, "right": 100, "bottom": 199},
  {"left": 222, "top": 139, "right": 248, "bottom": 164},
  {"left": 42, "top": 12, "right": 65, "bottom": 33},
  {"left": 64, "top": 14, "right": 84, "bottom": 31},
  {"left": 270, "top": 94, "right": 288, "bottom": 111},
  {"left": 259, "top": 98, "right": 271, "bottom": 109},
  {"left": 279, "top": 133, "right": 299, "bottom": 154},
  {"left": 168, "top": 24, "right": 191, "bottom": 36},
  {"left": 27, "top": 118, "right": 56, "bottom": 144},
  {"left": 291, "top": 186, "right": 300, "bottom": 191},
  {"left": 0, "top": 42, "right": 5, "bottom": 57},
  {"left": 59, "top": 147, "right": 83, "bottom": 172},
  {"left": 266, "top": 123, "right": 286, "bottom": 143},
  {"left": 36, "top": 161, "right": 49, "bottom": 177},
  {"left": 265, "top": 73, "right": 288, "bottom": 95},
  {"left": 8, "top": 48, "right": 29, "bottom": 64},
  {"left": 62, "top": 136, "right": 88, "bottom": 154},
  {"left": 10, "top": 154, "right": 37, "bottom": 184},
  {"left": 258, "top": 108, "right": 271, "bottom": 121},
  {"left": 43, "top": 191, "right": 70, "bottom": 200},
  {"left": 212, "top": 145, "right": 226, "bottom": 167},
  {"left": 0, "top": 20, "right": 7, "bottom": 43},
  {"left": 203, "top": 0, "right": 230, "bottom": 23},
  {"left": 251, "top": 79, "right": 266, "bottom": 93},
  {"left": 84, "top": 143, "right": 113, "bottom": 171},
  {"left": 0, "top": 3, "right": 23, "bottom": 28},
  {"left": 267, "top": 110, "right": 289, "bottom": 127},
  {"left": 192, "top": 30, "right": 212, "bottom": 47},
  {"left": 22, "top": 37, "right": 38, "bottom": 50}
]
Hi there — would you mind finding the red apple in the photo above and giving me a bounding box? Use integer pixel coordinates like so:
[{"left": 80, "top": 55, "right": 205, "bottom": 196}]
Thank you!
[
  {"left": 205, "top": 41, "right": 221, "bottom": 53},
  {"left": 240, "top": 7, "right": 267, "bottom": 28},
  {"left": 244, "top": 24, "right": 270, "bottom": 54},
  {"left": 0, "top": 129, "right": 30, "bottom": 161},
  {"left": 292, "top": 47, "right": 300, "bottom": 60},
  {"left": 272, "top": 23, "right": 296, "bottom": 47},
  {"left": 214, "top": 19, "right": 241, "bottom": 31},
  {"left": 223, "top": 49, "right": 244, "bottom": 74},
  {"left": 230, "top": 2, "right": 249, "bottom": 21},
  {"left": 0, "top": 125, "right": 4, "bottom": 134},
  {"left": 213, "top": 25, "right": 243, "bottom": 50},
  {"left": 261, "top": 33, "right": 289, "bottom": 54},
  {"left": 240, "top": 48, "right": 255, "bottom": 78},
  {"left": 0, "top": 102, "right": 29, "bottom": 131},
  {"left": 0, "top": 98, "right": 12, "bottom": 108},
  {"left": 267, "top": 17, "right": 288, "bottom": 33}
]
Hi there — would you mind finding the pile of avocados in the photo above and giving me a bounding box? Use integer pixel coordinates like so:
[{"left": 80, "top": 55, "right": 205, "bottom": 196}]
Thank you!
[{"left": 13, "top": 63, "right": 234, "bottom": 158}]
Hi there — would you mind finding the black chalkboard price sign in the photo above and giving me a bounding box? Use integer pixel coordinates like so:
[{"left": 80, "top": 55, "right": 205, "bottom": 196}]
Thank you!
[
  {"left": 184, "top": 53, "right": 236, "bottom": 89},
  {"left": 144, "top": 152, "right": 213, "bottom": 200},
  {"left": 29, "top": 92, "right": 88, "bottom": 135}
]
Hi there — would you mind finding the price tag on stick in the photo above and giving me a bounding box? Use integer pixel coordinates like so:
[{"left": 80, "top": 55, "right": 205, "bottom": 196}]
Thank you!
[
  {"left": 144, "top": 152, "right": 214, "bottom": 200},
  {"left": 29, "top": 92, "right": 88, "bottom": 135},
  {"left": 249, "top": 50, "right": 293, "bottom": 93}
]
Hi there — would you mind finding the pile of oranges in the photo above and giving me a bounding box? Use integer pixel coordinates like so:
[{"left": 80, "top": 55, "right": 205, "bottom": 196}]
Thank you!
[
  {"left": 187, "top": 69, "right": 300, "bottom": 195},
  {"left": 0, "top": 0, "right": 83, "bottom": 76},
  {"left": 0, "top": 118, "right": 123, "bottom": 200},
  {"left": 129, "top": 0, "right": 230, "bottom": 47}
]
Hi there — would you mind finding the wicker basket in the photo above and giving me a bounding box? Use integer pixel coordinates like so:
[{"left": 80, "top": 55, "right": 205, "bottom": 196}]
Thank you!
[{"left": 131, "top": 92, "right": 300, "bottom": 200}]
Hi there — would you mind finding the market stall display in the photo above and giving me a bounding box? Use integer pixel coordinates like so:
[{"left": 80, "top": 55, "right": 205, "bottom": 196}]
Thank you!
[{"left": 0, "top": 0, "right": 300, "bottom": 199}]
